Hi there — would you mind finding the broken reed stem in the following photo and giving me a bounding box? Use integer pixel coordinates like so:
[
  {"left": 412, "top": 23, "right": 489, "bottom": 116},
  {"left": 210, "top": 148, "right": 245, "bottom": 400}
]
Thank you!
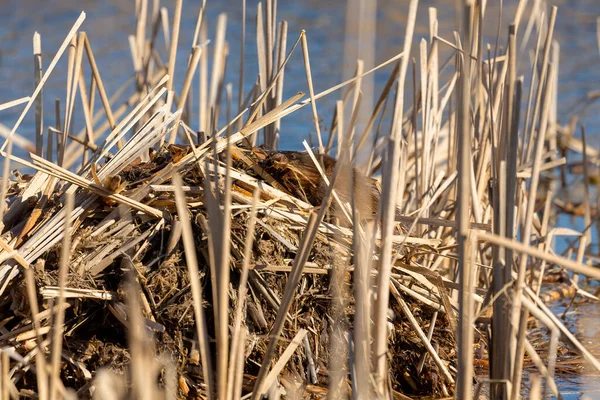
[
  {"left": 580, "top": 125, "right": 592, "bottom": 256},
  {"left": 25, "top": 268, "right": 49, "bottom": 399},
  {"left": 166, "top": 0, "right": 183, "bottom": 93},
  {"left": 77, "top": 67, "right": 97, "bottom": 164},
  {"left": 173, "top": 172, "right": 214, "bottom": 400},
  {"left": 237, "top": 0, "right": 246, "bottom": 123},
  {"left": 33, "top": 32, "right": 43, "bottom": 157},
  {"left": 373, "top": 0, "right": 418, "bottom": 393},
  {"left": 301, "top": 31, "right": 324, "bottom": 153},
  {"left": 391, "top": 282, "right": 454, "bottom": 384},
  {"left": 273, "top": 20, "right": 288, "bottom": 148},
  {"left": 135, "top": 0, "right": 148, "bottom": 63},
  {"left": 456, "top": 1, "right": 474, "bottom": 398},
  {"left": 0, "top": 97, "right": 31, "bottom": 112},
  {"left": 352, "top": 217, "right": 374, "bottom": 397},
  {"left": 261, "top": 329, "right": 308, "bottom": 396},
  {"left": 478, "top": 230, "right": 600, "bottom": 281},
  {"left": 511, "top": 64, "right": 556, "bottom": 399},
  {"left": 215, "top": 130, "right": 234, "bottom": 400},
  {"left": 226, "top": 189, "right": 259, "bottom": 400},
  {"left": 168, "top": 45, "right": 203, "bottom": 143},
  {"left": 0, "top": 137, "right": 13, "bottom": 230},
  {"left": 62, "top": 34, "right": 86, "bottom": 165},
  {"left": 82, "top": 34, "right": 117, "bottom": 131},
  {"left": 49, "top": 192, "right": 74, "bottom": 400},
  {"left": 209, "top": 13, "right": 228, "bottom": 134}
]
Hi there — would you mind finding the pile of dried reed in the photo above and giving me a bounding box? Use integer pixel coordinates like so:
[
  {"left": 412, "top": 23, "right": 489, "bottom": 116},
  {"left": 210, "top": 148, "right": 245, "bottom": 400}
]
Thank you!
[{"left": 0, "top": 1, "right": 599, "bottom": 399}]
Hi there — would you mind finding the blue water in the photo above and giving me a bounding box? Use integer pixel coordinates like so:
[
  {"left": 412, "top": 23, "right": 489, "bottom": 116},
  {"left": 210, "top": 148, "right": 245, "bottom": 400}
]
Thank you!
[
  {"left": 1, "top": 0, "right": 600, "bottom": 155},
  {"left": 547, "top": 301, "right": 600, "bottom": 399}
]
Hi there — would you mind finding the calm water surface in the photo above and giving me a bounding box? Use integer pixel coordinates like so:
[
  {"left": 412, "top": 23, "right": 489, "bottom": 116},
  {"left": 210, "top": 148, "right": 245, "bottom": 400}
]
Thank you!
[{"left": 1, "top": 0, "right": 600, "bottom": 150}]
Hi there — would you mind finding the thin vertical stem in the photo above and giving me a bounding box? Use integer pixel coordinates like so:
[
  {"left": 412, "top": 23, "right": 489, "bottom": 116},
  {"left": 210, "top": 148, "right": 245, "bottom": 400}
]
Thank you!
[
  {"left": 456, "top": 1, "right": 474, "bottom": 398},
  {"left": 49, "top": 192, "right": 74, "bottom": 400},
  {"left": 373, "top": 0, "right": 418, "bottom": 394}
]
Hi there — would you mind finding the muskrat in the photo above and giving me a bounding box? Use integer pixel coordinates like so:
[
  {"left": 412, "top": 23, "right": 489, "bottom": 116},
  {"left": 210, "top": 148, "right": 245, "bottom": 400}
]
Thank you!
[
  {"left": 234, "top": 148, "right": 492, "bottom": 233},
  {"left": 256, "top": 149, "right": 381, "bottom": 219}
]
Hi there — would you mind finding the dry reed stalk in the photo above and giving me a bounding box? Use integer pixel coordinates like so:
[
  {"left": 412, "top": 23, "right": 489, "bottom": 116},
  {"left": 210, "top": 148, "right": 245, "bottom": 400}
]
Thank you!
[
  {"left": 300, "top": 32, "right": 324, "bottom": 153},
  {"left": 128, "top": 34, "right": 143, "bottom": 88},
  {"left": 236, "top": 0, "right": 246, "bottom": 123},
  {"left": 166, "top": 0, "right": 182, "bottom": 95},
  {"left": 261, "top": 329, "right": 308, "bottom": 396},
  {"left": 520, "top": 295, "right": 559, "bottom": 399},
  {"left": 0, "top": 136, "right": 13, "bottom": 234},
  {"left": 489, "top": 23, "right": 522, "bottom": 399},
  {"left": 455, "top": 2, "right": 474, "bottom": 398},
  {"left": 124, "top": 258, "right": 159, "bottom": 400},
  {"left": 272, "top": 20, "right": 287, "bottom": 148},
  {"left": 523, "top": 338, "right": 560, "bottom": 398},
  {"left": 191, "top": 1, "right": 207, "bottom": 52},
  {"left": 580, "top": 125, "right": 592, "bottom": 258},
  {"left": 265, "top": 0, "right": 275, "bottom": 82},
  {"left": 82, "top": 34, "right": 117, "bottom": 130},
  {"left": 135, "top": 0, "right": 148, "bottom": 66},
  {"left": 95, "top": 76, "right": 169, "bottom": 160},
  {"left": 49, "top": 192, "right": 73, "bottom": 400},
  {"left": 63, "top": 81, "right": 138, "bottom": 168},
  {"left": 530, "top": 374, "right": 542, "bottom": 400},
  {"left": 215, "top": 135, "right": 234, "bottom": 400},
  {"left": 168, "top": 45, "right": 203, "bottom": 143},
  {"left": 208, "top": 13, "right": 227, "bottom": 134},
  {"left": 233, "top": 327, "right": 247, "bottom": 400},
  {"left": 62, "top": 34, "right": 85, "bottom": 166},
  {"left": 511, "top": 63, "right": 556, "bottom": 398},
  {"left": 24, "top": 268, "right": 48, "bottom": 398},
  {"left": 76, "top": 69, "right": 97, "bottom": 166},
  {"left": 32, "top": 33, "right": 43, "bottom": 158},
  {"left": 354, "top": 62, "right": 399, "bottom": 163},
  {"left": 391, "top": 281, "right": 454, "bottom": 384},
  {"left": 372, "top": 2, "right": 417, "bottom": 394},
  {"left": 255, "top": 2, "right": 267, "bottom": 97},
  {"left": 0, "top": 97, "right": 31, "bottom": 114},
  {"left": 524, "top": 7, "right": 557, "bottom": 162},
  {"left": 328, "top": 99, "right": 352, "bottom": 399},
  {"left": 173, "top": 172, "right": 214, "bottom": 399},
  {"left": 351, "top": 216, "right": 374, "bottom": 397},
  {"left": 226, "top": 189, "right": 259, "bottom": 400}
]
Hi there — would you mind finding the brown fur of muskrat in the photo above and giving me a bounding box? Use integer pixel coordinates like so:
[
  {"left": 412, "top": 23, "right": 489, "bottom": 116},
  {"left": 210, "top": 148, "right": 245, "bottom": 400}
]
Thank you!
[{"left": 257, "top": 149, "right": 381, "bottom": 221}]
